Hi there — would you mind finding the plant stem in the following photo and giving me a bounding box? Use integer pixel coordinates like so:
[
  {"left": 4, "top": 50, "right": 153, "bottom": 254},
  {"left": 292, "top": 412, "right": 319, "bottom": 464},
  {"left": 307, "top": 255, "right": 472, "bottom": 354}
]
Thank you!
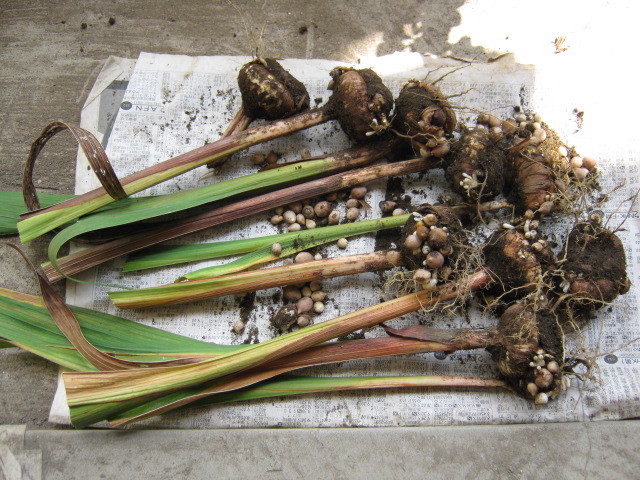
[
  {"left": 18, "top": 109, "right": 330, "bottom": 242},
  {"left": 43, "top": 156, "right": 439, "bottom": 282},
  {"left": 109, "top": 250, "right": 404, "bottom": 309},
  {"left": 63, "top": 268, "right": 491, "bottom": 406}
]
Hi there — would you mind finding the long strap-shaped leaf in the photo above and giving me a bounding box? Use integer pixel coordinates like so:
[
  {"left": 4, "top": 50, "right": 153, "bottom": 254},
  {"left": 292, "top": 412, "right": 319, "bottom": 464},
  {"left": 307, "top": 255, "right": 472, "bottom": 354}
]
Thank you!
[{"left": 6, "top": 245, "right": 204, "bottom": 370}]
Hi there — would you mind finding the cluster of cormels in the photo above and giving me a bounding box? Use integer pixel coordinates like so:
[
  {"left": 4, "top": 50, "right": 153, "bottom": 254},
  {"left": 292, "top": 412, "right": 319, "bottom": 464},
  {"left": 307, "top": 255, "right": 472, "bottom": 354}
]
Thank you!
[{"left": 225, "top": 57, "right": 630, "bottom": 404}]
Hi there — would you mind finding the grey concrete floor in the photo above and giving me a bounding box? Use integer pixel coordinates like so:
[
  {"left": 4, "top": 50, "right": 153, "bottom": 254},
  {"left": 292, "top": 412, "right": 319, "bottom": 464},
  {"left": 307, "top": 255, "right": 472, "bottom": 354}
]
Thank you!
[{"left": 1, "top": 0, "right": 639, "bottom": 478}]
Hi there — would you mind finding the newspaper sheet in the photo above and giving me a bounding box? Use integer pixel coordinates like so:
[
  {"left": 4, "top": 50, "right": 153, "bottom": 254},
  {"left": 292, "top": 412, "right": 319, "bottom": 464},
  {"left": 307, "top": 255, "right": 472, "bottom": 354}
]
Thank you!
[{"left": 51, "top": 52, "right": 640, "bottom": 428}]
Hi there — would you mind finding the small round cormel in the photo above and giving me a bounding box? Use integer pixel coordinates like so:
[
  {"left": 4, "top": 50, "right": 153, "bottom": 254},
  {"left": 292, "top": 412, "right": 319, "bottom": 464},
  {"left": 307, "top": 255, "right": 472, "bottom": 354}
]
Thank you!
[
  {"left": 250, "top": 153, "right": 266, "bottom": 165},
  {"left": 427, "top": 228, "right": 448, "bottom": 249},
  {"left": 305, "top": 219, "right": 317, "bottom": 229},
  {"left": 425, "top": 251, "right": 445, "bottom": 269},
  {"left": 232, "top": 320, "right": 245, "bottom": 334},
  {"left": 314, "top": 201, "right": 331, "bottom": 217},
  {"left": 422, "top": 213, "right": 438, "bottom": 227},
  {"left": 311, "top": 290, "right": 326, "bottom": 302},
  {"left": 266, "top": 152, "right": 279, "bottom": 164},
  {"left": 328, "top": 210, "right": 340, "bottom": 225},
  {"left": 301, "top": 286, "right": 312, "bottom": 297},
  {"left": 288, "top": 223, "right": 301, "bottom": 232},
  {"left": 413, "top": 269, "right": 432, "bottom": 283},
  {"left": 289, "top": 202, "right": 303, "bottom": 213},
  {"left": 404, "top": 234, "right": 422, "bottom": 251},
  {"left": 569, "top": 156, "right": 583, "bottom": 168},
  {"left": 297, "top": 297, "right": 314, "bottom": 314},
  {"left": 271, "top": 243, "right": 283, "bottom": 256},
  {"left": 392, "top": 208, "right": 406, "bottom": 216},
  {"left": 345, "top": 198, "right": 360, "bottom": 209},
  {"left": 337, "top": 238, "right": 348, "bottom": 249},
  {"left": 573, "top": 167, "right": 589, "bottom": 181},
  {"left": 296, "top": 213, "right": 306, "bottom": 225},
  {"left": 346, "top": 207, "right": 360, "bottom": 221},
  {"left": 270, "top": 215, "right": 283, "bottom": 225},
  {"left": 283, "top": 285, "right": 302, "bottom": 301},
  {"left": 538, "top": 201, "right": 555, "bottom": 215},
  {"left": 313, "top": 301, "right": 325, "bottom": 313},
  {"left": 295, "top": 252, "right": 315, "bottom": 264},
  {"left": 546, "top": 361, "right": 560, "bottom": 374},
  {"left": 349, "top": 186, "right": 368, "bottom": 199},
  {"left": 534, "top": 392, "right": 549, "bottom": 405},
  {"left": 379, "top": 200, "right": 397, "bottom": 213},
  {"left": 534, "top": 368, "right": 554, "bottom": 389},
  {"left": 582, "top": 156, "right": 597, "bottom": 170},
  {"left": 297, "top": 314, "right": 312, "bottom": 328},
  {"left": 526, "top": 382, "right": 539, "bottom": 397},
  {"left": 430, "top": 141, "right": 450, "bottom": 158},
  {"left": 283, "top": 210, "right": 297, "bottom": 224},
  {"left": 309, "top": 281, "right": 322, "bottom": 291},
  {"left": 302, "top": 205, "right": 315, "bottom": 219}
]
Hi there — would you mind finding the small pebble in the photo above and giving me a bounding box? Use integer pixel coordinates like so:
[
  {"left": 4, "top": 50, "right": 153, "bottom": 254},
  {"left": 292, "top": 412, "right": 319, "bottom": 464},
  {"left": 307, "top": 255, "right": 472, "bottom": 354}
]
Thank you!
[
  {"left": 337, "top": 237, "right": 348, "bottom": 249},
  {"left": 313, "top": 301, "right": 325, "bottom": 313},
  {"left": 295, "top": 252, "right": 314, "bottom": 264},
  {"left": 288, "top": 223, "right": 302, "bottom": 232},
  {"left": 328, "top": 210, "right": 340, "bottom": 225},
  {"left": 283, "top": 285, "right": 302, "bottom": 301},
  {"left": 250, "top": 153, "right": 266, "bottom": 165},
  {"left": 392, "top": 208, "right": 406, "bottom": 216},
  {"left": 346, "top": 207, "right": 360, "bottom": 221},
  {"left": 270, "top": 215, "right": 283, "bottom": 225},
  {"left": 297, "top": 297, "right": 314, "bottom": 314},
  {"left": 349, "top": 186, "right": 367, "bottom": 199},
  {"left": 309, "top": 281, "right": 322, "bottom": 291},
  {"left": 283, "top": 210, "right": 297, "bottom": 224},
  {"left": 232, "top": 320, "right": 245, "bottom": 334},
  {"left": 311, "top": 290, "right": 326, "bottom": 302},
  {"left": 271, "top": 243, "right": 283, "bottom": 256},
  {"left": 314, "top": 201, "right": 331, "bottom": 217}
]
